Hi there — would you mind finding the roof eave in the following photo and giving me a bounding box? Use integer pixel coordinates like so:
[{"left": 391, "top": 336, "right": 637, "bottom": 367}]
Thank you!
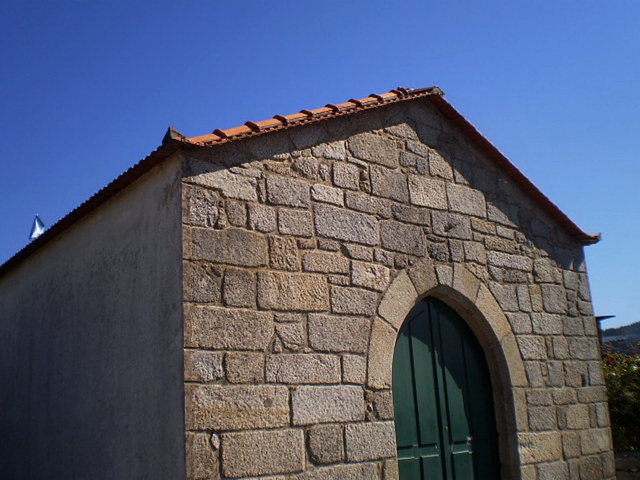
[
  {"left": 424, "top": 94, "right": 600, "bottom": 246},
  {"left": 0, "top": 132, "right": 196, "bottom": 278}
]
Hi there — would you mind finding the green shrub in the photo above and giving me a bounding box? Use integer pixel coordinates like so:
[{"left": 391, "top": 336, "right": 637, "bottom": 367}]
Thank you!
[{"left": 603, "top": 351, "right": 640, "bottom": 450}]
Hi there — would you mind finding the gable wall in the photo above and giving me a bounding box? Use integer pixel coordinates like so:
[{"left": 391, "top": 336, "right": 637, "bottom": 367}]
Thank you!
[
  {"left": 0, "top": 156, "right": 185, "bottom": 479},
  {"left": 181, "top": 100, "right": 614, "bottom": 480}
]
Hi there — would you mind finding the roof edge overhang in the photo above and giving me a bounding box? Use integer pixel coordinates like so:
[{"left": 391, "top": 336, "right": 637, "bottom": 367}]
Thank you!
[
  {"left": 424, "top": 94, "right": 600, "bottom": 246},
  {"left": 0, "top": 86, "right": 599, "bottom": 278},
  {"left": 0, "top": 137, "right": 195, "bottom": 278}
]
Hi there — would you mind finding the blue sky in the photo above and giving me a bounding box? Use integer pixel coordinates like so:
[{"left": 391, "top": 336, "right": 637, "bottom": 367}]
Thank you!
[{"left": 1, "top": 1, "right": 638, "bottom": 328}]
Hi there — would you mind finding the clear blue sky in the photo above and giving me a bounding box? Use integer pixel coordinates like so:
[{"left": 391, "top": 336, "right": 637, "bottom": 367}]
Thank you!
[{"left": 1, "top": 1, "right": 638, "bottom": 328}]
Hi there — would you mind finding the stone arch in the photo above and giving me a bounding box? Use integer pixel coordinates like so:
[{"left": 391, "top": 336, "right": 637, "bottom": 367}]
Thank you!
[{"left": 367, "top": 258, "right": 528, "bottom": 479}]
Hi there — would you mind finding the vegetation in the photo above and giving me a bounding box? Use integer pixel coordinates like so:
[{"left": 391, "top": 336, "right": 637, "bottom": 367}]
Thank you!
[{"left": 603, "top": 350, "right": 640, "bottom": 450}]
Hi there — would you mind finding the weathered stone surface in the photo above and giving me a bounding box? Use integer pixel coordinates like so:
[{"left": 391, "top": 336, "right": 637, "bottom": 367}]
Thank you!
[
  {"left": 248, "top": 203, "right": 277, "bottom": 232},
  {"left": 302, "top": 251, "right": 350, "bottom": 274},
  {"left": 383, "top": 459, "right": 399, "bottom": 480},
  {"left": 518, "top": 432, "right": 563, "bottom": 464},
  {"left": 308, "top": 424, "right": 344, "bottom": 464},
  {"left": 225, "top": 200, "right": 247, "bottom": 227},
  {"left": 446, "top": 183, "right": 486, "bottom": 217},
  {"left": 370, "top": 390, "right": 395, "bottom": 420},
  {"left": 428, "top": 150, "right": 453, "bottom": 179},
  {"left": 541, "top": 284, "right": 568, "bottom": 314},
  {"left": 292, "top": 156, "right": 319, "bottom": 179},
  {"left": 332, "top": 162, "right": 360, "bottom": 190},
  {"left": 399, "top": 151, "right": 423, "bottom": 169},
  {"left": 221, "top": 429, "right": 304, "bottom": 477},
  {"left": 270, "top": 236, "right": 300, "bottom": 271},
  {"left": 342, "top": 243, "right": 373, "bottom": 261},
  {"left": 528, "top": 406, "right": 557, "bottom": 431},
  {"left": 184, "top": 350, "right": 224, "bottom": 383},
  {"left": 185, "top": 227, "right": 268, "bottom": 267},
  {"left": 266, "top": 354, "right": 340, "bottom": 384},
  {"left": 223, "top": 267, "right": 256, "bottom": 308},
  {"left": 345, "top": 191, "right": 392, "bottom": 217},
  {"left": 507, "top": 312, "right": 533, "bottom": 334},
  {"left": 580, "top": 429, "right": 612, "bottom": 454},
  {"left": 330, "top": 286, "right": 378, "bottom": 315},
  {"left": 308, "top": 314, "right": 370, "bottom": 353},
  {"left": 531, "top": 313, "right": 563, "bottom": 335},
  {"left": 351, "top": 260, "right": 390, "bottom": 291},
  {"left": 533, "top": 258, "right": 563, "bottom": 283},
  {"left": 258, "top": 272, "right": 328, "bottom": 311},
  {"left": 186, "top": 385, "right": 289, "bottom": 430},
  {"left": 291, "top": 124, "right": 326, "bottom": 149},
  {"left": 266, "top": 176, "right": 310, "bottom": 207},
  {"left": 345, "top": 422, "right": 396, "bottom": 462},
  {"left": 551, "top": 336, "right": 570, "bottom": 359},
  {"left": 368, "top": 318, "right": 397, "bottom": 389},
  {"left": 184, "top": 185, "right": 221, "bottom": 227},
  {"left": 186, "top": 432, "right": 220, "bottom": 480},
  {"left": 431, "top": 212, "right": 472, "bottom": 239},
  {"left": 318, "top": 238, "right": 341, "bottom": 251},
  {"left": 537, "top": 461, "right": 569, "bottom": 480},
  {"left": 292, "top": 386, "right": 364, "bottom": 425},
  {"left": 558, "top": 404, "right": 590, "bottom": 430},
  {"left": 342, "top": 354, "right": 366, "bottom": 384},
  {"left": 275, "top": 322, "right": 306, "bottom": 351},
  {"left": 576, "top": 455, "right": 605, "bottom": 480},
  {"left": 275, "top": 312, "right": 305, "bottom": 324},
  {"left": 370, "top": 166, "right": 408, "bottom": 202},
  {"left": 408, "top": 175, "right": 447, "bottom": 209},
  {"left": 311, "top": 184, "right": 344, "bottom": 206},
  {"left": 187, "top": 159, "right": 259, "bottom": 201},
  {"left": 380, "top": 220, "right": 426, "bottom": 256},
  {"left": 378, "top": 271, "right": 418, "bottom": 329},
  {"left": 348, "top": 132, "right": 398, "bottom": 168},
  {"left": 406, "top": 139, "right": 429, "bottom": 157},
  {"left": 328, "top": 275, "right": 349, "bottom": 286},
  {"left": 294, "top": 463, "right": 378, "bottom": 480},
  {"left": 487, "top": 251, "right": 532, "bottom": 271},
  {"left": 278, "top": 208, "right": 314, "bottom": 237},
  {"left": 568, "top": 337, "right": 599, "bottom": 360},
  {"left": 562, "top": 431, "right": 581, "bottom": 459},
  {"left": 489, "top": 283, "right": 519, "bottom": 311},
  {"left": 516, "top": 284, "right": 533, "bottom": 311},
  {"left": 185, "top": 306, "right": 273, "bottom": 350},
  {"left": 183, "top": 261, "right": 222, "bottom": 303},
  {"left": 225, "top": 352, "right": 265, "bottom": 384},
  {"left": 391, "top": 204, "right": 430, "bottom": 225},
  {"left": 312, "top": 141, "right": 347, "bottom": 161},
  {"left": 517, "top": 336, "right": 547, "bottom": 360},
  {"left": 407, "top": 261, "right": 437, "bottom": 294},
  {"left": 315, "top": 204, "right": 379, "bottom": 245},
  {"left": 385, "top": 122, "right": 418, "bottom": 140}
]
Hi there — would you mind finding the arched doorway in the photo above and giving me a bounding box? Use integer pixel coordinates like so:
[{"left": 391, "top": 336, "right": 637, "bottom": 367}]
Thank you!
[{"left": 392, "top": 297, "right": 500, "bottom": 479}]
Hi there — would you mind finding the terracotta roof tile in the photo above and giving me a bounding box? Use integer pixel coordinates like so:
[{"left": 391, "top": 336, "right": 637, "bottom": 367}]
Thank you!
[{"left": 0, "top": 85, "right": 599, "bottom": 278}]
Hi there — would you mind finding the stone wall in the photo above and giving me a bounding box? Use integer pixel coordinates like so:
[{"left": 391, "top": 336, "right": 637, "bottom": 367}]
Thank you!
[{"left": 181, "top": 100, "right": 614, "bottom": 479}]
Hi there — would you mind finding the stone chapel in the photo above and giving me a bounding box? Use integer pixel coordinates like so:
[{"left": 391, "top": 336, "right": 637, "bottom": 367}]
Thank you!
[{"left": 0, "top": 86, "right": 615, "bottom": 479}]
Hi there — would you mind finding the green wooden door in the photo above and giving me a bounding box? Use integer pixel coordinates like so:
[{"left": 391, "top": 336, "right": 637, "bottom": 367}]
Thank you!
[{"left": 392, "top": 297, "right": 500, "bottom": 479}]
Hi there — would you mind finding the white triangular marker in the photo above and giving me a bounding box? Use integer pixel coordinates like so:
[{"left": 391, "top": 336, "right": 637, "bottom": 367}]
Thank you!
[{"left": 29, "top": 215, "right": 45, "bottom": 240}]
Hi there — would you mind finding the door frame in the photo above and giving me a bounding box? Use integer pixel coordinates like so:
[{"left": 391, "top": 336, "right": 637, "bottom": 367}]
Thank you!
[{"left": 367, "top": 259, "right": 529, "bottom": 480}]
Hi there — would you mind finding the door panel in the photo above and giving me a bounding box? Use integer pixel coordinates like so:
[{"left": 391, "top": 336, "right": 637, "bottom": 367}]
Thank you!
[{"left": 392, "top": 298, "right": 500, "bottom": 480}]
